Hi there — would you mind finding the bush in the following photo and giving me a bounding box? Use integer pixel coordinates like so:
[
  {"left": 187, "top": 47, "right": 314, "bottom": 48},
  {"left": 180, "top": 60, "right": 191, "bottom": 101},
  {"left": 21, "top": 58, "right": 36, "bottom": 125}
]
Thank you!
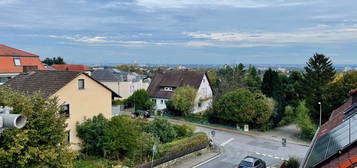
[
  {"left": 76, "top": 114, "right": 109, "bottom": 156},
  {"left": 156, "top": 133, "right": 209, "bottom": 158},
  {"left": 286, "top": 157, "right": 300, "bottom": 168},
  {"left": 296, "top": 101, "right": 317, "bottom": 140},
  {"left": 145, "top": 118, "right": 177, "bottom": 143},
  {"left": 173, "top": 124, "right": 195, "bottom": 138},
  {"left": 171, "top": 86, "right": 197, "bottom": 116},
  {"left": 126, "top": 89, "right": 155, "bottom": 111},
  {"left": 210, "top": 89, "right": 274, "bottom": 128},
  {"left": 279, "top": 106, "right": 295, "bottom": 126},
  {"left": 75, "top": 155, "right": 118, "bottom": 168}
]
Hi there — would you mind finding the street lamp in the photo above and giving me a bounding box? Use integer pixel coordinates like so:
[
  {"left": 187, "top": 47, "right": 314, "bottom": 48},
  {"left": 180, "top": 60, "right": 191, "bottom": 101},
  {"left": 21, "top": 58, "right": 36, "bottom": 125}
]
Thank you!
[
  {"left": 318, "top": 102, "right": 322, "bottom": 127},
  {"left": 0, "top": 106, "right": 27, "bottom": 132}
]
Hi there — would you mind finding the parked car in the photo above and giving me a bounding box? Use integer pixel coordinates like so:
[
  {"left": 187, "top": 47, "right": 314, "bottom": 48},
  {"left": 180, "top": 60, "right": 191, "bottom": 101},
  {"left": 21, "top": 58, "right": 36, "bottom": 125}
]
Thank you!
[
  {"left": 132, "top": 110, "right": 151, "bottom": 118},
  {"left": 238, "top": 156, "right": 266, "bottom": 168}
]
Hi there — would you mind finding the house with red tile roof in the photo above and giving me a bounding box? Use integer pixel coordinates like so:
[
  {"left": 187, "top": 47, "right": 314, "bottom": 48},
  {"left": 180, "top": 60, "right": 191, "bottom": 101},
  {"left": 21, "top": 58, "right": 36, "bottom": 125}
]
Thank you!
[
  {"left": 51, "top": 64, "right": 91, "bottom": 75},
  {"left": 302, "top": 89, "right": 357, "bottom": 168},
  {"left": 0, "top": 44, "right": 46, "bottom": 84}
]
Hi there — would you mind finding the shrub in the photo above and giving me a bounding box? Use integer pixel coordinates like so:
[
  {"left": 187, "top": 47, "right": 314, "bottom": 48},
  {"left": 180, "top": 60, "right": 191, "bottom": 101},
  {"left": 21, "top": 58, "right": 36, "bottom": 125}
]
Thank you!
[
  {"left": 296, "top": 101, "right": 317, "bottom": 140},
  {"left": 210, "top": 88, "right": 274, "bottom": 128},
  {"left": 76, "top": 114, "right": 109, "bottom": 156},
  {"left": 157, "top": 133, "right": 209, "bottom": 158},
  {"left": 286, "top": 157, "right": 300, "bottom": 168},
  {"left": 145, "top": 118, "right": 177, "bottom": 143},
  {"left": 126, "top": 89, "right": 155, "bottom": 111},
  {"left": 173, "top": 124, "right": 195, "bottom": 138}
]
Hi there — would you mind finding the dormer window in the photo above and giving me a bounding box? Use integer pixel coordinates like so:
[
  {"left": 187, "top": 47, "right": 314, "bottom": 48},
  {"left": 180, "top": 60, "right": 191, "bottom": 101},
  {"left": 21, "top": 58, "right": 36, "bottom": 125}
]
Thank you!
[
  {"left": 14, "top": 58, "right": 21, "bottom": 66},
  {"left": 164, "top": 87, "right": 173, "bottom": 91}
]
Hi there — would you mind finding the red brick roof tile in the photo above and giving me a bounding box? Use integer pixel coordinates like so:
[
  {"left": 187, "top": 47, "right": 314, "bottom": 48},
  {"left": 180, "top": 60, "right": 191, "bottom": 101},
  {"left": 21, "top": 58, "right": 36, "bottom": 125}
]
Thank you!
[
  {"left": 0, "top": 44, "right": 38, "bottom": 57},
  {"left": 51, "top": 64, "right": 91, "bottom": 72}
]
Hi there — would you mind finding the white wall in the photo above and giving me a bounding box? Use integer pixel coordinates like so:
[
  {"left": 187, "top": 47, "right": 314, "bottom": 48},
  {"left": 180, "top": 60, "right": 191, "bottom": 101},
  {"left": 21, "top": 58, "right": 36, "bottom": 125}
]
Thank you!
[
  {"left": 153, "top": 98, "right": 169, "bottom": 110},
  {"left": 193, "top": 74, "right": 213, "bottom": 113}
]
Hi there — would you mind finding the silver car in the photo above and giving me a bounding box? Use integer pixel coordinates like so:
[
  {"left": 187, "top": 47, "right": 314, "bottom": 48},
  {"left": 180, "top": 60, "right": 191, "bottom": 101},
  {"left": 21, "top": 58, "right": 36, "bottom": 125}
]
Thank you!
[{"left": 238, "top": 156, "right": 266, "bottom": 168}]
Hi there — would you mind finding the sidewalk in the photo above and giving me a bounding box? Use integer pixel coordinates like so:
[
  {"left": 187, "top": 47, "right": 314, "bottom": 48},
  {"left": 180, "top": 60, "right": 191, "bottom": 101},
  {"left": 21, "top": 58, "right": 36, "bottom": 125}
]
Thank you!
[{"left": 174, "top": 146, "right": 221, "bottom": 168}]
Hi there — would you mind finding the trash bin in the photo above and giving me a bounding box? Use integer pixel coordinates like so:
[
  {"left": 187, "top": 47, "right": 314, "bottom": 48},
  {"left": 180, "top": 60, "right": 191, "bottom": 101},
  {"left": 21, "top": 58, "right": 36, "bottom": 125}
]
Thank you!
[{"left": 282, "top": 138, "right": 287, "bottom": 147}]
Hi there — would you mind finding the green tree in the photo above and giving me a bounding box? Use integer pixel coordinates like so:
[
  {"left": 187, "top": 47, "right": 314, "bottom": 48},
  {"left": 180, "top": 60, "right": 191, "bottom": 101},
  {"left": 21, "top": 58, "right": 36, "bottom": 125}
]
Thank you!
[
  {"left": 116, "top": 64, "right": 146, "bottom": 75},
  {"left": 76, "top": 114, "right": 109, "bottom": 156},
  {"left": 144, "top": 118, "right": 177, "bottom": 143},
  {"left": 261, "top": 68, "right": 280, "bottom": 97},
  {"left": 279, "top": 105, "right": 295, "bottom": 126},
  {"left": 171, "top": 86, "right": 197, "bottom": 116},
  {"left": 215, "top": 64, "right": 246, "bottom": 98},
  {"left": 42, "top": 57, "right": 66, "bottom": 65},
  {"left": 303, "top": 53, "right": 335, "bottom": 124},
  {"left": 326, "top": 71, "right": 357, "bottom": 116},
  {"left": 126, "top": 89, "right": 155, "bottom": 111},
  {"left": 0, "top": 87, "right": 76, "bottom": 168},
  {"left": 296, "top": 101, "right": 317, "bottom": 140},
  {"left": 244, "top": 65, "right": 262, "bottom": 92},
  {"left": 209, "top": 89, "right": 274, "bottom": 128}
]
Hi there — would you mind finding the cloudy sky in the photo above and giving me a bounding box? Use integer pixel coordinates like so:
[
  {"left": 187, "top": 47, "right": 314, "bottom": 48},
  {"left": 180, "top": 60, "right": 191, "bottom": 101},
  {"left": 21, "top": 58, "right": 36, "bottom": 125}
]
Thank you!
[{"left": 1, "top": 0, "right": 357, "bottom": 64}]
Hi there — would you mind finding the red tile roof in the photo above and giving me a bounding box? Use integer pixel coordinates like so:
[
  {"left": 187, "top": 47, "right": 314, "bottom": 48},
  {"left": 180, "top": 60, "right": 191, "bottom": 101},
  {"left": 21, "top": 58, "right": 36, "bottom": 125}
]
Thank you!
[
  {"left": 0, "top": 44, "right": 38, "bottom": 57},
  {"left": 51, "top": 64, "right": 91, "bottom": 72},
  {"left": 0, "top": 44, "right": 46, "bottom": 73}
]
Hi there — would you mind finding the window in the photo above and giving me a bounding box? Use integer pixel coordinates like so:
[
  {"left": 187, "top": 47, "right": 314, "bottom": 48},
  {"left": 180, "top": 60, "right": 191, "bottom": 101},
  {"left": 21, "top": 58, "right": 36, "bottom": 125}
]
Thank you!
[
  {"left": 152, "top": 99, "right": 156, "bottom": 103},
  {"left": 254, "top": 161, "right": 260, "bottom": 167},
  {"left": 60, "top": 104, "right": 70, "bottom": 117},
  {"left": 164, "top": 87, "right": 173, "bottom": 91},
  {"left": 198, "top": 102, "right": 202, "bottom": 108},
  {"left": 13, "top": 58, "right": 21, "bottom": 66},
  {"left": 66, "top": 130, "right": 71, "bottom": 143},
  {"left": 78, "top": 79, "right": 85, "bottom": 89},
  {"left": 160, "top": 100, "right": 164, "bottom": 104}
]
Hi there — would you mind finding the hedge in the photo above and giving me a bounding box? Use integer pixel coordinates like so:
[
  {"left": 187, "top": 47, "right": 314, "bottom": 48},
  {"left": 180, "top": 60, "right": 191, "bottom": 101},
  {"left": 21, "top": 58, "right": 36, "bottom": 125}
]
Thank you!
[
  {"left": 138, "top": 133, "right": 209, "bottom": 168},
  {"left": 156, "top": 132, "right": 209, "bottom": 158}
]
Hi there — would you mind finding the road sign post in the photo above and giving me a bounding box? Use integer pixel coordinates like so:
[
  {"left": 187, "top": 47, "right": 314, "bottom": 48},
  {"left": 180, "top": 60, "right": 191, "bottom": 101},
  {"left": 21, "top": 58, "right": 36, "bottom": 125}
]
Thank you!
[{"left": 151, "top": 144, "right": 157, "bottom": 168}]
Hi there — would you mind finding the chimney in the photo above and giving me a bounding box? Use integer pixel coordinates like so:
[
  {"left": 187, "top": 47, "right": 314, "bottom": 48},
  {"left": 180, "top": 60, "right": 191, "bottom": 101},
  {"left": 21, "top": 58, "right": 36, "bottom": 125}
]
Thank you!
[{"left": 351, "top": 89, "right": 357, "bottom": 104}]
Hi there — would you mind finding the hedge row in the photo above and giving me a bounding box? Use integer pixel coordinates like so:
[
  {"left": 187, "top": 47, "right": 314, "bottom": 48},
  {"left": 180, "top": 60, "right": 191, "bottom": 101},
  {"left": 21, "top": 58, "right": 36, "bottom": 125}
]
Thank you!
[{"left": 156, "top": 132, "right": 209, "bottom": 158}]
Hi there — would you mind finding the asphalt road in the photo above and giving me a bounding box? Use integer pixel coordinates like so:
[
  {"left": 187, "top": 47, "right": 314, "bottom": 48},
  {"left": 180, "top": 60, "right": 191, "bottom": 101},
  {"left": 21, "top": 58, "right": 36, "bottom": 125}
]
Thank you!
[{"left": 195, "top": 126, "right": 309, "bottom": 168}]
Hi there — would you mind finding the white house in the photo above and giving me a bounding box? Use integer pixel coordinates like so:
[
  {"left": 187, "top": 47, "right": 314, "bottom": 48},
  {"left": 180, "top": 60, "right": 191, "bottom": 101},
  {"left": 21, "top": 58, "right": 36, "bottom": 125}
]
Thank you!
[
  {"left": 91, "top": 68, "right": 151, "bottom": 99},
  {"left": 147, "top": 71, "right": 213, "bottom": 113}
]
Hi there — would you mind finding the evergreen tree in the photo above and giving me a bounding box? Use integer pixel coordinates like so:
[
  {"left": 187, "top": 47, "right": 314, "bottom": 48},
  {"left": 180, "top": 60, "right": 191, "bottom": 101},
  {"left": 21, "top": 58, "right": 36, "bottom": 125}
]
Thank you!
[
  {"left": 244, "top": 65, "right": 262, "bottom": 92},
  {"left": 303, "top": 53, "right": 335, "bottom": 124},
  {"left": 261, "top": 68, "right": 280, "bottom": 97},
  {"left": 42, "top": 57, "right": 66, "bottom": 65}
]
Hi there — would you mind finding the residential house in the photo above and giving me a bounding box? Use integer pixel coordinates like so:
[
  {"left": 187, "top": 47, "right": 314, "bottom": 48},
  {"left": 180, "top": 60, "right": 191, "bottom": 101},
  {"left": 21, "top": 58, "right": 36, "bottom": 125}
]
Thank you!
[
  {"left": 5, "top": 71, "right": 119, "bottom": 150},
  {"left": 51, "top": 64, "right": 91, "bottom": 75},
  {"left": 301, "top": 89, "right": 357, "bottom": 168},
  {"left": 92, "top": 68, "right": 150, "bottom": 99},
  {"left": 0, "top": 44, "right": 46, "bottom": 84},
  {"left": 147, "top": 71, "right": 213, "bottom": 113}
]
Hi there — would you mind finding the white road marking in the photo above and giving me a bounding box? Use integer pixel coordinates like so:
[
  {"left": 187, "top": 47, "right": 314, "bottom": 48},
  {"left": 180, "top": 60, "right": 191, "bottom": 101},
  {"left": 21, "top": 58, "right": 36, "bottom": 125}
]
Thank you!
[
  {"left": 268, "top": 155, "right": 273, "bottom": 157},
  {"left": 274, "top": 156, "right": 280, "bottom": 159},
  {"left": 262, "top": 153, "right": 266, "bottom": 156},
  {"left": 192, "top": 154, "right": 221, "bottom": 168},
  {"left": 256, "top": 152, "right": 261, "bottom": 155},
  {"left": 220, "top": 138, "right": 234, "bottom": 146}
]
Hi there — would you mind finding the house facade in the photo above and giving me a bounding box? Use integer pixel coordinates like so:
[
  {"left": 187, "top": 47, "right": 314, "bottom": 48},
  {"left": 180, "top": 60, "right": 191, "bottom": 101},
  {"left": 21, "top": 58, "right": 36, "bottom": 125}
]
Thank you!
[
  {"left": 301, "top": 89, "right": 357, "bottom": 168},
  {"left": 92, "top": 68, "right": 150, "bottom": 99},
  {"left": 0, "top": 44, "right": 46, "bottom": 84},
  {"left": 5, "top": 71, "right": 119, "bottom": 150},
  {"left": 147, "top": 71, "right": 213, "bottom": 113}
]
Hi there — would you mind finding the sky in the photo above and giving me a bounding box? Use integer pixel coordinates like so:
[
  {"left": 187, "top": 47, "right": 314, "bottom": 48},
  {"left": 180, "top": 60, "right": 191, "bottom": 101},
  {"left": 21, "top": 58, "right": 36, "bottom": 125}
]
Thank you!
[{"left": 1, "top": 0, "right": 357, "bottom": 65}]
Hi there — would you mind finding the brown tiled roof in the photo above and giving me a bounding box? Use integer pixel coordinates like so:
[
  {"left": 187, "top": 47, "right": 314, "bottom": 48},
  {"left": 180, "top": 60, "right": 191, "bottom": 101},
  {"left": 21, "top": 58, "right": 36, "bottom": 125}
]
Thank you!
[
  {"left": 52, "top": 64, "right": 91, "bottom": 71},
  {"left": 148, "top": 71, "right": 205, "bottom": 99},
  {"left": 0, "top": 44, "right": 38, "bottom": 57},
  {"left": 5, "top": 71, "right": 81, "bottom": 97},
  {"left": 5, "top": 70, "right": 120, "bottom": 98}
]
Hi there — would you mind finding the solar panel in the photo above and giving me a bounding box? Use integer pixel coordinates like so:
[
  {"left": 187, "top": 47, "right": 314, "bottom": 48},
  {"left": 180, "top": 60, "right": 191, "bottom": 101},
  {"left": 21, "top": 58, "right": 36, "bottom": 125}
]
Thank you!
[{"left": 305, "top": 113, "right": 357, "bottom": 168}]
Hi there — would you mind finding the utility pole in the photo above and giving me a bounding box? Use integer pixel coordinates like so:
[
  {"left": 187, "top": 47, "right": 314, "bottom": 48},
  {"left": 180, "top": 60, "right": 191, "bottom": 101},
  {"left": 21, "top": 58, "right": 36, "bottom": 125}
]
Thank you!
[{"left": 318, "top": 102, "right": 322, "bottom": 127}]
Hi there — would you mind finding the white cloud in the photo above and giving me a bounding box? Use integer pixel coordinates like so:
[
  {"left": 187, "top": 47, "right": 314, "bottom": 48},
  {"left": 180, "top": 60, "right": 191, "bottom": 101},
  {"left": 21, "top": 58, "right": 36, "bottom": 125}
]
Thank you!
[
  {"left": 135, "top": 0, "right": 314, "bottom": 9},
  {"left": 184, "top": 24, "right": 357, "bottom": 44}
]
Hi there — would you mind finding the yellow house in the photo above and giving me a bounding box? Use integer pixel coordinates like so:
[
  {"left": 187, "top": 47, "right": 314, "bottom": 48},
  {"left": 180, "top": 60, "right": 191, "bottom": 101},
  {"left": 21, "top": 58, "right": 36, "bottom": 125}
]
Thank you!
[{"left": 5, "top": 70, "right": 119, "bottom": 150}]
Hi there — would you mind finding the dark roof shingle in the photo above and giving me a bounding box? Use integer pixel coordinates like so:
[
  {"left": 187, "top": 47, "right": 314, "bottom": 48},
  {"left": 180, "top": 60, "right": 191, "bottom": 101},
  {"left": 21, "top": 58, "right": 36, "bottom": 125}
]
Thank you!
[{"left": 148, "top": 71, "right": 205, "bottom": 99}]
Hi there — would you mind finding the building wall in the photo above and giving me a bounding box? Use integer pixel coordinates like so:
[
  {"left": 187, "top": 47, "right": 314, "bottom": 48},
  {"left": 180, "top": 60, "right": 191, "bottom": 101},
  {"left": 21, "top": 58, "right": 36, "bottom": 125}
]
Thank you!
[
  {"left": 193, "top": 74, "right": 213, "bottom": 113},
  {"left": 153, "top": 98, "right": 169, "bottom": 110},
  {"left": 118, "top": 80, "right": 150, "bottom": 99},
  {"left": 52, "top": 74, "right": 112, "bottom": 150},
  {"left": 101, "top": 81, "right": 119, "bottom": 95}
]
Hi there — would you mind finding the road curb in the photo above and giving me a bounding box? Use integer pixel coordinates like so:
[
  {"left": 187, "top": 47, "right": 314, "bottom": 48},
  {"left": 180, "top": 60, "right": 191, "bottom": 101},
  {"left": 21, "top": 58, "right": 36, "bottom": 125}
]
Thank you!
[{"left": 168, "top": 118, "right": 310, "bottom": 147}]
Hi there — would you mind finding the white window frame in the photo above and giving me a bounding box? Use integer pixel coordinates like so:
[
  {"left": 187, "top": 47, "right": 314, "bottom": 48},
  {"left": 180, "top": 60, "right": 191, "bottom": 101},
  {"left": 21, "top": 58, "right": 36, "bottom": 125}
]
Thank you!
[
  {"left": 14, "top": 58, "right": 21, "bottom": 66},
  {"left": 78, "top": 79, "right": 85, "bottom": 89}
]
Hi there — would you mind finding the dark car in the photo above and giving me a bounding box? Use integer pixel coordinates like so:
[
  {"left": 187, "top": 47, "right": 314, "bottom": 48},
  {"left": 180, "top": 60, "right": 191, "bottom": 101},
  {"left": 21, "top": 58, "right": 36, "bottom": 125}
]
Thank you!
[
  {"left": 133, "top": 110, "right": 151, "bottom": 118},
  {"left": 238, "top": 156, "right": 266, "bottom": 168}
]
